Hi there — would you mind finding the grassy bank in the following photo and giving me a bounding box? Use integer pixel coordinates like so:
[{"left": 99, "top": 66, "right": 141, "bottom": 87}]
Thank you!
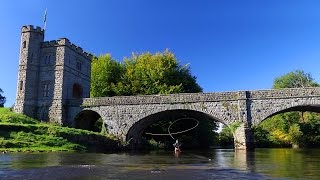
[{"left": 0, "top": 108, "right": 121, "bottom": 152}]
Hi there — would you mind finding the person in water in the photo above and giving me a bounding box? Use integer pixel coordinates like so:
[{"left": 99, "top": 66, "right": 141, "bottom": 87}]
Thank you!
[{"left": 173, "top": 139, "right": 181, "bottom": 152}]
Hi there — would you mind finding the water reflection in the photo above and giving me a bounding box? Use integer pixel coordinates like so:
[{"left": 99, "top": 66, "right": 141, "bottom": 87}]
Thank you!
[
  {"left": 0, "top": 149, "right": 319, "bottom": 179},
  {"left": 233, "top": 150, "right": 255, "bottom": 172}
]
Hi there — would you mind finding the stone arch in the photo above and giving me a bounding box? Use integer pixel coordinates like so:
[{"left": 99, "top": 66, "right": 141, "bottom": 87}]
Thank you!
[
  {"left": 258, "top": 103, "right": 320, "bottom": 125},
  {"left": 74, "top": 110, "right": 102, "bottom": 132},
  {"left": 126, "top": 109, "right": 228, "bottom": 142},
  {"left": 72, "top": 83, "right": 83, "bottom": 98},
  {"left": 127, "top": 102, "right": 237, "bottom": 131}
]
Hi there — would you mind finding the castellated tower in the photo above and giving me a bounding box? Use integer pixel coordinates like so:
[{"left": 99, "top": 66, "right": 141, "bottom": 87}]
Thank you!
[
  {"left": 14, "top": 25, "right": 93, "bottom": 125},
  {"left": 14, "top": 26, "right": 44, "bottom": 118}
]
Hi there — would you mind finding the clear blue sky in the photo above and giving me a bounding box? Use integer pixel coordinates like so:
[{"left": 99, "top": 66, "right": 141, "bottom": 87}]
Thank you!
[{"left": 1, "top": 0, "right": 320, "bottom": 107}]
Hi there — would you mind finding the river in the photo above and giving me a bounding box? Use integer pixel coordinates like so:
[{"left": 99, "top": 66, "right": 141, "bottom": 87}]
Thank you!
[{"left": 0, "top": 148, "right": 319, "bottom": 179}]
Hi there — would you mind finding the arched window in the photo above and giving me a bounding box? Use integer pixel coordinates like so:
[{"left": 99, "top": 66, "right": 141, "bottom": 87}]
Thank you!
[{"left": 72, "top": 83, "right": 83, "bottom": 98}]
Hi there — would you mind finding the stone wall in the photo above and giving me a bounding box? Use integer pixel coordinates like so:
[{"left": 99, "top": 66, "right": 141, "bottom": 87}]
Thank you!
[
  {"left": 14, "top": 25, "right": 92, "bottom": 125},
  {"left": 14, "top": 25, "right": 44, "bottom": 117},
  {"left": 249, "top": 88, "right": 320, "bottom": 125}
]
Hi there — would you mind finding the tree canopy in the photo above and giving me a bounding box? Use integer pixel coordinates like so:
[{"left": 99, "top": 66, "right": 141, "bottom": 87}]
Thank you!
[
  {"left": 0, "top": 88, "right": 6, "bottom": 107},
  {"left": 90, "top": 50, "right": 202, "bottom": 97},
  {"left": 273, "top": 70, "right": 319, "bottom": 89},
  {"left": 254, "top": 70, "right": 320, "bottom": 148},
  {"left": 90, "top": 54, "right": 124, "bottom": 97}
]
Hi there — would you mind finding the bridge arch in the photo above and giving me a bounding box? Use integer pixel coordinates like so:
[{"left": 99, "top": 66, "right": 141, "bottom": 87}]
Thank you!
[
  {"left": 253, "top": 97, "right": 320, "bottom": 125},
  {"left": 126, "top": 101, "right": 237, "bottom": 132},
  {"left": 261, "top": 105, "right": 320, "bottom": 123},
  {"left": 125, "top": 109, "right": 231, "bottom": 149},
  {"left": 74, "top": 109, "right": 102, "bottom": 132}
]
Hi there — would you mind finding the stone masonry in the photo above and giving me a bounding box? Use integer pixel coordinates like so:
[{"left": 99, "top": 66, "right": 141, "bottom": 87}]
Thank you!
[
  {"left": 68, "top": 87, "right": 320, "bottom": 150},
  {"left": 14, "top": 25, "right": 92, "bottom": 124},
  {"left": 14, "top": 25, "right": 320, "bottom": 150}
]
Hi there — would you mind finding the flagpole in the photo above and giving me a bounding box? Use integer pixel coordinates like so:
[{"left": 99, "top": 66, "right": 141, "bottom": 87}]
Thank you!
[{"left": 43, "top": 8, "right": 47, "bottom": 31}]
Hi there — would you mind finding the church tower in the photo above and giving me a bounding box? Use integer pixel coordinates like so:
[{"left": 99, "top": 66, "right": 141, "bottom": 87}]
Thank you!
[{"left": 14, "top": 25, "right": 44, "bottom": 117}]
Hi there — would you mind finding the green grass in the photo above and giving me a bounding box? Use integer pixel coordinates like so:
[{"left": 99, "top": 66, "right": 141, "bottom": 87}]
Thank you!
[
  {"left": 0, "top": 108, "right": 120, "bottom": 152},
  {"left": 0, "top": 108, "right": 39, "bottom": 124}
]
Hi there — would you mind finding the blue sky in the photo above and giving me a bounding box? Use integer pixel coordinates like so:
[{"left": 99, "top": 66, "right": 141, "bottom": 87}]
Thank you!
[{"left": 1, "top": 0, "right": 320, "bottom": 107}]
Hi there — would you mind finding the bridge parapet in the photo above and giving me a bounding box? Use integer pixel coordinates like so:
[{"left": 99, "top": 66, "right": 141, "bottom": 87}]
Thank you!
[
  {"left": 81, "top": 92, "right": 244, "bottom": 107},
  {"left": 249, "top": 87, "right": 320, "bottom": 99},
  {"left": 74, "top": 87, "right": 320, "bottom": 108}
]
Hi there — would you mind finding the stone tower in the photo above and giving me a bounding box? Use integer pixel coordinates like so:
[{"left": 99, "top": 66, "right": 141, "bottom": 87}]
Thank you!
[
  {"left": 14, "top": 25, "right": 44, "bottom": 118},
  {"left": 14, "top": 25, "right": 93, "bottom": 125}
]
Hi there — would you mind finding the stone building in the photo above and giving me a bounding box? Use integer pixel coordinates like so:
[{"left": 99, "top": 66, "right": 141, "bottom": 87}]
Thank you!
[{"left": 13, "top": 25, "right": 93, "bottom": 124}]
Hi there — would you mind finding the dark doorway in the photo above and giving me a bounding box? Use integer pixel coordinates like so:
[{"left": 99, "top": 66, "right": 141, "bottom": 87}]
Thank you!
[{"left": 72, "top": 83, "right": 83, "bottom": 98}]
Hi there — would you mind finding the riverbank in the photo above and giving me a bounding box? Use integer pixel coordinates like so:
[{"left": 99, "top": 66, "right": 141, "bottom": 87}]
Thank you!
[{"left": 0, "top": 108, "right": 121, "bottom": 153}]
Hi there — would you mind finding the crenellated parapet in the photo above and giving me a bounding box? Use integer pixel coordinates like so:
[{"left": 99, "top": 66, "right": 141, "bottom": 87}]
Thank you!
[
  {"left": 21, "top": 25, "right": 44, "bottom": 34},
  {"left": 41, "top": 38, "right": 93, "bottom": 59},
  {"left": 15, "top": 24, "right": 93, "bottom": 125}
]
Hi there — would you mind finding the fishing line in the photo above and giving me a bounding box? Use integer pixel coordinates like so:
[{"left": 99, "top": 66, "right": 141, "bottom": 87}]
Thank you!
[{"left": 145, "top": 117, "right": 199, "bottom": 140}]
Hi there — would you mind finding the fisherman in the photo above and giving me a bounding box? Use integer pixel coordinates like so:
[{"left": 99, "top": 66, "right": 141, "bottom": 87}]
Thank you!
[{"left": 173, "top": 139, "right": 181, "bottom": 152}]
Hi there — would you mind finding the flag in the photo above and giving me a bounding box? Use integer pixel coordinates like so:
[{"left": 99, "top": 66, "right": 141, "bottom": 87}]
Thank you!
[{"left": 44, "top": 8, "right": 47, "bottom": 23}]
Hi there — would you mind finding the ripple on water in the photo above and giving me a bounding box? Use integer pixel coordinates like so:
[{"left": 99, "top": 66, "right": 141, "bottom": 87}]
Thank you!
[{"left": 0, "top": 165, "right": 275, "bottom": 180}]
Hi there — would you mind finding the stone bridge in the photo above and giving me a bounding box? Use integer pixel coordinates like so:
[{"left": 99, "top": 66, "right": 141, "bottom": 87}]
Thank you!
[{"left": 66, "top": 87, "right": 320, "bottom": 150}]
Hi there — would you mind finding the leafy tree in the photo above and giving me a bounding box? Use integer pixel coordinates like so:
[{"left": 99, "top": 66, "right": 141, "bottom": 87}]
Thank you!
[
  {"left": 113, "top": 50, "right": 202, "bottom": 96},
  {"left": 90, "top": 54, "right": 124, "bottom": 97},
  {"left": 255, "top": 70, "right": 320, "bottom": 148},
  {"left": 218, "top": 124, "right": 234, "bottom": 147},
  {"left": 0, "top": 88, "right": 6, "bottom": 107},
  {"left": 273, "top": 70, "right": 319, "bottom": 89},
  {"left": 90, "top": 50, "right": 202, "bottom": 97},
  {"left": 287, "top": 123, "right": 303, "bottom": 148}
]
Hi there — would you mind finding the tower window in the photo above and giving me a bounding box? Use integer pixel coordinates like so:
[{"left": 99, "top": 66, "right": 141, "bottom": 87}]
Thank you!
[
  {"left": 19, "top": 81, "right": 23, "bottom": 91},
  {"left": 44, "top": 55, "right": 50, "bottom": 65},
  {"left": 43, "top": 84, "right": 50, "bottom": 97},
  {"left": 76, "top": 61, "right": 82, "bottom": 71},
  {"left": 23, "top": 41, "right": 26, "bottom": 48}
]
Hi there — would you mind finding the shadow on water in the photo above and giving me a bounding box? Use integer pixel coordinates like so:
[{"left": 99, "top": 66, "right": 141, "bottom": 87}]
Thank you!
[{"left": 0, "top": 148, "right": 319, "bottom": 179}]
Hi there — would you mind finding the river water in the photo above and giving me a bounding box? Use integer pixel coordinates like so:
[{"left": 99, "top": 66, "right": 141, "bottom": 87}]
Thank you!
[{"left": 0, "top": 148, "right": 319, "bottom": 179}]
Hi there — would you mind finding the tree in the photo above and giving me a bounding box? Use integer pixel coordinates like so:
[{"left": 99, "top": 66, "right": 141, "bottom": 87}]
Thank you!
[
  {"left": 273, "top": 70, "right": 319, "bottom": 89},
  {"left": 90, "top": 54, "right": 124, "bottom": 97},
  {"left": 255, "top": 70, "right": 320, "bottom": 148},
  {"left": 115, "top": 50, "right": 202, "bottom": 95},
  {"left": 0, "top": 88, "right": 6, "bottom": 107},
  {"left": 218, "top": 124, "right": 234, "bottom": 147},
  {"left": 91, "top": 50, "right": 202, "bottom": 97}
]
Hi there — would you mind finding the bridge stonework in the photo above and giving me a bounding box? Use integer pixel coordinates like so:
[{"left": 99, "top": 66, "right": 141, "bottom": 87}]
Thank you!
[{"left": 66, "top": 87, "right": 320, "bottom": 150}]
